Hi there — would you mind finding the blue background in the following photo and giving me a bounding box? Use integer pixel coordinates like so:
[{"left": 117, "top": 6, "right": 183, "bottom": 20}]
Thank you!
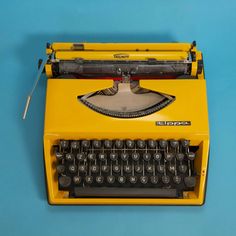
[{"left": 0, "top": 0, "right": 235, "bottom": 235}]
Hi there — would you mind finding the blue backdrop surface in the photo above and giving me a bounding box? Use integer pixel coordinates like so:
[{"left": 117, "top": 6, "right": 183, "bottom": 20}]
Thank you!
[{"left": 0, "top": 0, "right": 236, "bottom": 235}]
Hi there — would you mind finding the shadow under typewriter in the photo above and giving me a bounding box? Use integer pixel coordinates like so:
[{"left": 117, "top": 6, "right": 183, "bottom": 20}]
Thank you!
[{"left": 79, "top": 81, "right": 175, "bottom": 118}]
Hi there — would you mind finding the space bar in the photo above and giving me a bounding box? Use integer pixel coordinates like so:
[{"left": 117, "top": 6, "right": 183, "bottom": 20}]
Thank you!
[{"left": 74, "top": 187, "right": 179, "bottom": 198}]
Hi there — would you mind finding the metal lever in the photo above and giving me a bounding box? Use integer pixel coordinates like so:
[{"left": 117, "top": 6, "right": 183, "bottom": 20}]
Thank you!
[{"left": 22, "top": 56, "right": 48, "bottom": 119}]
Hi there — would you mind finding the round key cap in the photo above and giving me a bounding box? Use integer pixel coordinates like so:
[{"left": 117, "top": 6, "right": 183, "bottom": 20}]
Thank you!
[
  {"left": 168, "top": 164, "right": 175, "bottom": 173},
  {"left": 98, "top": 153, "right": 107, "bottom": 161},
  {"left": 113, "top": 164, "right": 121, "bottom": 173},
  {"left": 85, "top": 175, "right": 93, "bottom": 184},
  {"left": 68, "top": 164, "right": 77, "bottom": 173},
  {"left": 132, "top": 152, "right": 140, "bottom": 161},
  {"left": 59, "top": 176, "right": 71, "bottom": 188},
  {"left": 157, "top": 165, "right": 164, "bottom": 173},
  {"left": 170, "top": 139, "right": 179, "bottom": 148},
  {"left": 173, "top": 175, "right": 182, "bottom": 184},
  {"left": 184, "top": 176, "right": 196, "bottom": 188},
  {"left": 124, "top": 165, "right": 132, "bottom": 173},
  {"left": 104, "top": 139, "right": 113, "bottom": 148},
  {"left": 146, "top": 164, "right": 153, "bottom": 173},
  {"left": 135, "top": 165, "right": 142, "bottom": 173},
  {"left": 107, "top": 175, "right": 115, "bottom": 184},
  {"left": 78, "top": 165, "right": 86, "bottom": 172},
  {"left": 91, "top": 165, "right": 99, "bottom": 173},
  {"left": 140, "top": 176, "right": 148, "bottom": 184},
  {"left": 121, "top": 153, "right": 129, "bottom": 161},
  {"left": 73, "top": 176, "right": 81, "bottom": 185},
  {"left": 179, "top": 164, "right": 187, "bottom": 173},
  {"left": 56, "top": 165, "right": 65, "bottom": 174},
  {"left": 137, "top": 139, "right": 145, "bottom": 149},
  {"left": 101, "top": 165, "right": 110, "bottom": 173},
  {"left": 181, "top": 139, "right": 190, "bottom": 147},
  {"left": 143, "top": 153, "right": 151, "bottom": 161},
  {"left": 60, "top": 140, "right": 69, "bottom": 149},
  {"left": 118, "top": 176, "right": 126, "bottom": 184},
  {"left": 150, "top": 176, "right": 159, "bottom": 184},
  {"left": 126, "top": 139, "right": 134, "bottom": 148},
  {"left": 159, "top": 139, "right": 168, "bottom": 148},
  {"left": 153, "top": 152, "right": 162, "bottom": 161},
  {"left": 65, "top": 153, "right": 74, "bottom": 162},
  {"left": 71, "top": 141, "right": 79, "bottom": 149},
  {"left": 96, "top": 176, "right": 104, "bottom": 184},
  {"left": 129, "top": 176, "right": 137, "bottom": 184},
  {"left": 88, "top": 153, "right": 96, "bottom": 161},
  {"left": 110, "top": 153, "right": 118, "bottom": 161},
  {"left": 186, "top": 152, "right": 196, "bottom": 161},
  {"left": 93, "top": 140, "right": 101, "bottom": 148},
  {"left": 162, "top": 175, "right": 170, "bottom": 184},
  {"left": 176, "top": 153, "right": 185, "bottom": 161},
  {"left": 77, "top": 153, "right": 86, "bottom": 161},
  {"left": 55, "top": 152, "right": 63, "bottom": 160},
  {"left": 81, "top": 140, "right": 90, "bottom": 148},
  {"left": 148, "top": 139, "right": 156, "bottom": 148},
  {"left": 115, "top": 139, "right": 123, "bottom": 149},
  {"left": 164, "top": 152, "right": 174, "bottom": 162}
]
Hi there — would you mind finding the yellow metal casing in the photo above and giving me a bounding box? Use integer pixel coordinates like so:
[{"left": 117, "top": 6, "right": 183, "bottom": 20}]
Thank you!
[{"left": 43, "top": 42, "right": 209, "bottom": 205}]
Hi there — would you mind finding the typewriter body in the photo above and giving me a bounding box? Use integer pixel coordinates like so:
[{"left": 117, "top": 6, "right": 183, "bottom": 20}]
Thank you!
[{"left": 43, "top": 42, "right": 209, "bottom": 205}]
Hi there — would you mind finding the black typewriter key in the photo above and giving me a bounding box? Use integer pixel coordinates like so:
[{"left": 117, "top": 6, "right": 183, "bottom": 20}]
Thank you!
[
  {"left": 113, "top": 164, "right": 121, "bottom": 173},
  {"left": 60, "top": 140, "right": 69, "bottom": 149},
  {"left": 135, "top": 165, "right": 142, "bottom": 173},
  {"left": 164, "top": 152, "right": 174, "bottom": 162},
  {"left": 173, "top": 175, "right": 182, "bottom": 185},
  {"left": 148, "top": 139, "right": 156, "bottom": 148},
  {"left": 96, "top": 176, "right": 104, "bottom": 184},
  {"left": 184, "top": 176, "right": 196, "bottom": 188},
  {"left": 98, "top": 153, "right": 107, "bottom": 161},
  {"left": 93, "top": 140, "right": 101, "bottom": 148},
  {"left": 146, "top": 164, "right": 153, "bottom": 173},
  {"left": 55, "top": 152, "right": 63, "bottom": 160},
  {"left": 71, "top": 141, "right": 80, "bottom": 149},
  {"left": 168, "top": 164, "right": 175, "bottom": 173},
  {"left": 153, "top": 152, "right": 162, "bottom": 161},
  {"left": 126, "top": 139, "right": 134, "bottom": 148},
  {"left": 91, "top": 165, "right": 99, "bottom": 173},
  {"left": 179, "top": 164, "right": 187, "bottom": 173},
  {"left": 150, "top": 176, "right": 159, "bottom": 184},
  {"left": 137, "top": 139, "right": 145, "bottom": 149},
  {"left": 68, "top": 164, "right": 77, "bottom": 173},
  {"left": 157, "top": 165, "right": 164, "bottom": 173},
  {"left": 121, "top": 153, "right": 129, "bottom": 161},
  {"left": 124, "top": 165, "right": 132, "bottom": 173},
  {"left": 176, "top": 153, "right": 185, "bottom": 161},
  {"left": 186, "top": 152, "right": 196, "bottom": 161},
  {"left": 159, "top": 139, "right": 168, "bottom": 148},
  {"left": 101, "top": 165, "right": 110, "bottom": 173},
  {"left": 88, "top": 153, "right": 96, "bottom": 161},
  {"left": 85, "top": 176, "right": 93, "bottom": 184},
  {"left": 129, "top": 176, "right": 137, "bottom": 184},
  {"left": 110, "top": 153, "right": 118, "bottom": 161},
  {"left": 181, "top": 139, "right": 190, "bottom": 147},
  {"left": 143, "top": 153, "right": 151, "bottom": 161},
  {"left": 107, "top": 175, "right": 115, "bottom": 184},
  {"left": 65, "top": 153, "right": 74, "bottom": 162},
  {"left": 140, "top": 176, "right": 148, "bottom": 184},
  {"left": 78, "top": 165, "right": 86, "bottom": 173},
  {"left": 104, "top": 139, "right": 112, "bottom": 148},
  {"left": 56, "top": 165, "right": 65, "bottom": 174},
  {"left": 81, "top": 140, "right": 90, "bottom": 148},
  {"left": 77, "top": 153, "right": 86, "bottom": 161},
  {"left": 170, "top": 139, "right": 179, "bottom": 148},
  {"left": 73, "top": 176, "right": 82, "bottom": 185},
  {"left": 59, "top": 176, "right": 71, "bottom": 188},
  {"left": 162, "top": 175, "right": 170, "bottom": 184},
  {"left": 132, "top": 152, "right": 140, "bottom": 161},
  {"left": 115, "top": 139, "right": 123, "bottom": 149},
  {"left": 118, "top": 176, "right": 126, "bottom": 184}
]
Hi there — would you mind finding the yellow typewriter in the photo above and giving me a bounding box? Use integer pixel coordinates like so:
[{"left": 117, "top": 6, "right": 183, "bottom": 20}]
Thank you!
[{"left": 35, "top": 41, "right": 209, "bottom": 205}]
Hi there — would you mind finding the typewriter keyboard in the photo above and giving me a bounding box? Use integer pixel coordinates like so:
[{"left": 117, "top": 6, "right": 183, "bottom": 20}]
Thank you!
[{"left": 53, "top": 139, "right": 198, "bottom": 198}]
